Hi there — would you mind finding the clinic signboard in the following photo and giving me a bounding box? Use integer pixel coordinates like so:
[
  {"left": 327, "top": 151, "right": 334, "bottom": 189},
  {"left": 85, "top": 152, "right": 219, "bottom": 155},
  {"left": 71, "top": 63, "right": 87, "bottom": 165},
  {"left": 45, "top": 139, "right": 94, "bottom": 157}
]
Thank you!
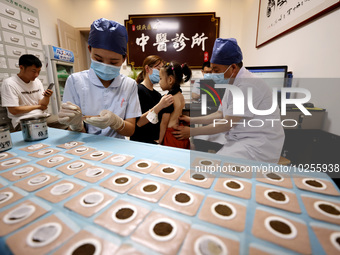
[{"left": 124, "top": 13, "right": 220, "bottom": 68}]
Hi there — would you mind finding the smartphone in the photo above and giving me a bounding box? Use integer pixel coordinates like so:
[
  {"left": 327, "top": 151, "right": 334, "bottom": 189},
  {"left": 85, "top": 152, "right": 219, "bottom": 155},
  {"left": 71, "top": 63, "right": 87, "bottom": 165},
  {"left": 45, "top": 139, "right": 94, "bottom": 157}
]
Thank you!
[{"left": 47, "top": 83, "right": 55, "bottom": 90}]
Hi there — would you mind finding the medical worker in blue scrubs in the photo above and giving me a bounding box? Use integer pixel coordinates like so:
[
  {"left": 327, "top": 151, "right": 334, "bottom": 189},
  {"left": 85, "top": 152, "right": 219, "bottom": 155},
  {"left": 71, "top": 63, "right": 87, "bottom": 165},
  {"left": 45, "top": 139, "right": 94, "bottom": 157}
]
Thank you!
[{"left": 58, "top": 18, "right": 141, "bottom": 138}]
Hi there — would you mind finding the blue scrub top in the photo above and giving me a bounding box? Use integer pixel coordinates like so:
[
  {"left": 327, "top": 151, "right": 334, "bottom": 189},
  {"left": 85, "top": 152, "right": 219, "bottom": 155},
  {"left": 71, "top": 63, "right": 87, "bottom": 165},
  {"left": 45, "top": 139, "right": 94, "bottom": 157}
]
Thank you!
[{"left": 63, "top": 68, "right": 141, "bottom": 138}]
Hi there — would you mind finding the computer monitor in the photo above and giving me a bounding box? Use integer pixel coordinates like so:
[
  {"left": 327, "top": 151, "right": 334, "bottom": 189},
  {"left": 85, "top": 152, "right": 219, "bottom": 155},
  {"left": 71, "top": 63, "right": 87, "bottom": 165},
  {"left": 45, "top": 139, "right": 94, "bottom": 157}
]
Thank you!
[
  {"left": 245, "top": 65, "right": 288, "bottom": 89},
  {"left": 246, "top": 65, "right": 291, "bottom": 102}
]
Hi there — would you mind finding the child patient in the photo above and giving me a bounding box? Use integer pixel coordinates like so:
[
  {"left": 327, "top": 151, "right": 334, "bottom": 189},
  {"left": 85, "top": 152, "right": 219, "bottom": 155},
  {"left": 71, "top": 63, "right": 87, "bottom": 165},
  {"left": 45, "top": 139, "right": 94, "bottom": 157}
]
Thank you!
[{"left": 158, "top": 62, "right": 192, "bottom": 149}]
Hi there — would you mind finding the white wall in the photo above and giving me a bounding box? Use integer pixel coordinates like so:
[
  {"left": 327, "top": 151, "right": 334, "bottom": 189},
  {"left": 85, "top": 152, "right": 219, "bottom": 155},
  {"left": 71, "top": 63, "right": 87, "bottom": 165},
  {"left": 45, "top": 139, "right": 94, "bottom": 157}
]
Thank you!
[
  {"left": 32, "top": 0, "right": 75, "bottom": 46},
  {"left": 241, "top": 0, "right": 340, "bottom": 135},
  {"left": 31, "top": 0, "right": 340, "bottom": 135}
]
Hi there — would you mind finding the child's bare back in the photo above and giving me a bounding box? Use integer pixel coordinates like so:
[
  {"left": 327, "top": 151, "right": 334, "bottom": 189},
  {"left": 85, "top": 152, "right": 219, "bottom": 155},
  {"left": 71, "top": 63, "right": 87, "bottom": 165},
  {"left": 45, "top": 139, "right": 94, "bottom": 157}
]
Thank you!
[{"left": 167, "top": 92, "right": 185, "bottom": 128}]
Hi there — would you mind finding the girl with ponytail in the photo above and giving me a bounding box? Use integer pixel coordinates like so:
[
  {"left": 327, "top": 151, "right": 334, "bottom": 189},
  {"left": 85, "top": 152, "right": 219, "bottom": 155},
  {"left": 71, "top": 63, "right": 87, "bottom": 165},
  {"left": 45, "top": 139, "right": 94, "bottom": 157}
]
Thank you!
[
  {"left": 130, "top": 55, "right": 174, "bottom": 144},
  {"left": 158, "top": 61, "right": 192, "bottom": 149}
]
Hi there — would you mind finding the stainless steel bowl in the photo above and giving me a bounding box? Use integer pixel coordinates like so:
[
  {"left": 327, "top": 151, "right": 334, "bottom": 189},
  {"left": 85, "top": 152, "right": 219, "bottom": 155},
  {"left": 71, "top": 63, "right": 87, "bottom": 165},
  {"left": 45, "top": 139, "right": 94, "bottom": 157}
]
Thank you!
[
  {"left": 0, "top": 124, "right": 12, "bottom": 151},
  {"left": 20, "top": 116, "right": 48, "bottom": 141}
]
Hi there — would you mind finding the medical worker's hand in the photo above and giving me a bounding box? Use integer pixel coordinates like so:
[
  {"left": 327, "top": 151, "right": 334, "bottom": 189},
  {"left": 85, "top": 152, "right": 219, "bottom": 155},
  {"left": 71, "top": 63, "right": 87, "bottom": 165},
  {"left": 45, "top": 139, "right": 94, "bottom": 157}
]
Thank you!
[
  {"left": 58, "top": 101, "right": 83, "bottom": 131},
  {"left": 178, "top": 115, "right": 190, "bottom": 125},
  {"left": 172, "top": 125, "right": 191, "bottom": 140},
  {"left": 84, "top": 110, "right": 124, "bottom": 130}
]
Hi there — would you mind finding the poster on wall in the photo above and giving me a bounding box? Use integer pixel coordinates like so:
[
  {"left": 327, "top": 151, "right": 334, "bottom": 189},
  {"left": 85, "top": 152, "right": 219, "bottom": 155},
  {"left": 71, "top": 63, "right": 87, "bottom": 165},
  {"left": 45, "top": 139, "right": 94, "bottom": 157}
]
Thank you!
[
  {"left": 124, "top": 13, "right": 220, "bottom": 69},
  {"left": 256, "top": 0, "right": 340, "bottom": 47}
]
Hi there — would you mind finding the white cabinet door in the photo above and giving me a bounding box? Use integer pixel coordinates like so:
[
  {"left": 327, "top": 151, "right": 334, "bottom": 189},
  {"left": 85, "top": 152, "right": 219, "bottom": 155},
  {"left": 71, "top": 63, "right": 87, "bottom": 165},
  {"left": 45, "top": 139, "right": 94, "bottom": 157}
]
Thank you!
[
  {"left": 7, "top": 57, "right": 19, "bottom": 69},
  {"left": 26, "top": 49, "right": 44, "bottom": 59},
  {"left": 0, "top": 2, "right": 21, "bottom": 21},
  {"left": 2, "top": 31, "right": 25, "bottom": 47},
  {"left": 0, "top": 56, "right": 7, "bottom": 68},
  {"left": 21, "top": 12, "right": 39, "bottom": 28},
  {"left": 23, "top": 24, "right": 41, "bottom": 39},
  {"left": 0, "top": 16, "right": 22, "bottom": 33},
  {"left": 25, "top": 37, "right": 42, "bottom": 50},
  {"left": 5, "top": 45, "right": 26, "bottom": 58}
]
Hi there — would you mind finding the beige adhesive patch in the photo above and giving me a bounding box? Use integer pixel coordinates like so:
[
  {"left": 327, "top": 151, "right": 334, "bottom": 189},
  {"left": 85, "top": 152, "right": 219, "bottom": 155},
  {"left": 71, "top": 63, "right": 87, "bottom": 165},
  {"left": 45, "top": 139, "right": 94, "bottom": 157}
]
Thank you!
[
  {"left": 64, "top": 188, "right": 115, "bottom": 217},
  {"left": 74, "top": 166, "right": 113, "bottom": 183},
  {"left": 56, "top": 160, "right": 93, "bottom": 175},
  {"left": 80, "top": 150, "right": 112, "bottom": 161},
  {"left": 150, "top": 164, "right": 186, "bottom": 181},
  {"left": 198, "top": 196, "right": 246, "bottom": 232},
  {"left": 0, "top": 152, "right": 15, "bottom": 161},
  {"left": 6, "top": 214, "right": 75, "bottom": 255},
  {"left": 131, "top": 211, "right": 190, "bottom": 255},
  {"left": 159, "top": 187, "right": 204, "bottom": 216},
  {"left": 179, "top": 170, "right": 215, "bottom": 189},
  {"left": 256, "top": 171, "right": 293, "bottom": 189},
  {"left": 115, "top": 244, "right": 146, "bottom": 255},
  {"left": 125, "top": 159, "right": 159, "bottom": 174},
  {"left": 56, "top": 141, "right": 84, "bottom": 149},
  {"left": 294, "top": 177, "right": 340, "bottom": 196},
  {"left": 28, "top": 148, "right": 61, "bottom": 158},
  {"left": 66, "top": 146, "right": 96, "bottom": 156},
  {"left": 100, "top": 173, "right": 141, "bottom": 194},
  {"left": 191, "top": 157, "right": 221, "bottom": 170},
  {"left": 1, "top": 165, "right": 42, "bottom": 181},
  {"left": 301, "top": 195, "right": 340, "bottom": 225},
  {"left": 94, "top": 199, "right": 150, "bottom": 237},
  {"left": 249, "top": 246, "right": 273, "bottom": 255},
  {"left": 127, "top": 179, "right": 170, "bottom": 203},
  {"left": 0, "top": 157, "right": 29, "bottom": 171},
  {"left": 214, "top": 177, "right": 252, "bottom": 199},
  {"left": 14, "top": 173, "right": 59, "bottom": 192},
  {"left": 53, "top": 229, "right": 119, "bottom": 255},
  {"left": 35, "top": 180, "right": 84, "bottom": 203},
  {"left": 0, "top": 199, "right": 48, "bottom": 236},
  {"left": 102, "top": 154, "right": 134, "bottom": 167},
  {"left": 311, "top": 225, "right": 340, "bottom": 255},
  {"left": 179, "top": 228, "right": 240, "bottom": 255},
  {"left": 252, "top": 209, "right": 311, "bottom": 254},
  {"left": 220, "top": 162, "right": 253, "bottom": 179},
  {"left": 0, "top": 187, "right": 24, "bottom": 209},
  {"left": 19, "top": 143, "right": 50, "bottom": 152},
  {"left": 36, "top": 155, "right": 72, "bottom": 168},
  {"left": 255, "top": 185, "right": 301, "bottom": 213}
]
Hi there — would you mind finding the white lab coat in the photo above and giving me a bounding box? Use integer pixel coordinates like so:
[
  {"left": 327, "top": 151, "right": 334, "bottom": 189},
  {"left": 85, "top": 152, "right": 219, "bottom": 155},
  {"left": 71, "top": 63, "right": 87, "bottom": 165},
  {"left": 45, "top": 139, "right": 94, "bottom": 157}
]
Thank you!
[{"left": 216, "top": 67, "right": 285, "bottom": 163}]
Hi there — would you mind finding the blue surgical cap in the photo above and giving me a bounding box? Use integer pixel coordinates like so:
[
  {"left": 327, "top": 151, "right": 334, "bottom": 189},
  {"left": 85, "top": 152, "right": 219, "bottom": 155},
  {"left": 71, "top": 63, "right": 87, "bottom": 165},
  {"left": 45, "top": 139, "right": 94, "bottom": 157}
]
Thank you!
[
  {"left": 210, "top": 38, "right": 243, "bottom": 65},
  {"left": 88, "top": 18, "right": 128, "bottom": 55}
]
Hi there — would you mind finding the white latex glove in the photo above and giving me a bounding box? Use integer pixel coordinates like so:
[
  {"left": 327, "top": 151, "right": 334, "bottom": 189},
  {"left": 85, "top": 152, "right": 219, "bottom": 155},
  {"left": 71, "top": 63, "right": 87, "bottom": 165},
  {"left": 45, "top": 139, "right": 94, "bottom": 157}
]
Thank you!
[
  {"left": 58, "top": 101, "right": 83, "bottom": 131},
  {"left": 84, "top": 110, "right": 124, "bottom": 130}
]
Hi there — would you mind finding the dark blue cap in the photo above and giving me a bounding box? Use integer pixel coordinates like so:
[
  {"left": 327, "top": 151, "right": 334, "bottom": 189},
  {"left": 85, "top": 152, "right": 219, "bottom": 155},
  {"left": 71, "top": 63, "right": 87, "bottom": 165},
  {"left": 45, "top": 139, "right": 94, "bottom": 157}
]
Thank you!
[
  {"left": 88, "top": 18, "right": 128, "bottom": 55},
  {"left": 210, "top": 38, "right": 243, "bottom": 65}
]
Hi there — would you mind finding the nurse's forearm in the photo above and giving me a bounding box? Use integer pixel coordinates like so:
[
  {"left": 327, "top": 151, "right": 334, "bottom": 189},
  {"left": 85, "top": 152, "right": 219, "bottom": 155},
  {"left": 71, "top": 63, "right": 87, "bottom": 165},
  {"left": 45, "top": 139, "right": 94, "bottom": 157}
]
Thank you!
[
  {"left": 190, "top": 122, "right": 231, "bottom": 136},
  {"left": 191, "top": 111, "right": 223, "bottom": 125},
  {"left": 117, "top": 120, "right": 135, "bottom": 136}
]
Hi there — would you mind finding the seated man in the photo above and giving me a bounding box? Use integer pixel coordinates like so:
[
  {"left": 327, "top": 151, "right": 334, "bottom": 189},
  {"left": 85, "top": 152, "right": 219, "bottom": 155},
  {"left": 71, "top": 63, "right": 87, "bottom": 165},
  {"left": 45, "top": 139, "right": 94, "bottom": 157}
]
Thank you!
[{"left": 1, "top": 54, "right": 53, "bottom": 130}]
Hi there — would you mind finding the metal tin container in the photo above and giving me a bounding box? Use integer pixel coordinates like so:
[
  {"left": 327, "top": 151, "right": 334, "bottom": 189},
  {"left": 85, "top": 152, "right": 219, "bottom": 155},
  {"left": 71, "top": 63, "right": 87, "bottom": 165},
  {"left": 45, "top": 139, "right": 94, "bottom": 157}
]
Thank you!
[
  {"left": 20, "top": 116, "right": 48, "bottom": 141},
  {"left": 0, "top": 124, "right": 12, "bottom": 151}
]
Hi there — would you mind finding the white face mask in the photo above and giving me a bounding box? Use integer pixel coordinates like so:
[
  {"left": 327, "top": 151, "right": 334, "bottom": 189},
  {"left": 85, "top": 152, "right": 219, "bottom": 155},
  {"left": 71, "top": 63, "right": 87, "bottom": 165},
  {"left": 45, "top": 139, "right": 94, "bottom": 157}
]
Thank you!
[{"left": 203, "top": 65, "right": 232, "bottom": 84}]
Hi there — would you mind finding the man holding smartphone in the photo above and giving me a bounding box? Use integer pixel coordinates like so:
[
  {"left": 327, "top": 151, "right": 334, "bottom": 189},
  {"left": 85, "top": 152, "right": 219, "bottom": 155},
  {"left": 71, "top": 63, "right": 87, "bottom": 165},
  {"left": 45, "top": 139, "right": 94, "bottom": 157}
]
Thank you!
[{"left": 1, "top": 54, "right": 53, "bottom": 130}]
